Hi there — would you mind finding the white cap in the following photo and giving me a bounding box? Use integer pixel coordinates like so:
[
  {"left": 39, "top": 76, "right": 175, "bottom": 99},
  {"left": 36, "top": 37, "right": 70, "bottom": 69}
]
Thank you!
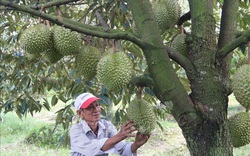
[{"left": 73, "top": 93, "right": 100, "bottom": 110}]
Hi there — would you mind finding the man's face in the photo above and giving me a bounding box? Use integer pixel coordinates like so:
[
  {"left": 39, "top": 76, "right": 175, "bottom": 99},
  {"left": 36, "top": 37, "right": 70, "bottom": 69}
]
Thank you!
[{"left": 79, "top": 101, "right": 101, "bottom": 122}]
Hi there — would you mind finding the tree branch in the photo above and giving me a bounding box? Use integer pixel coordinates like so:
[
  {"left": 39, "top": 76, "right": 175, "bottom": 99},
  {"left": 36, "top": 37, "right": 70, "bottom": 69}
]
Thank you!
[
  {"left": 218, "top": 0, "right": 239, "bottom": 49},
  {"left": 177, "top": 11, "right": 191, "bottom": 27},
  {"left": 30, "top": 0, "right": 81, "bottom": 10},
  {"left": 165, "top": 46, "right": 195, "bottom": 73},
  {"left": 0, "top": 0, "right": 143, "bottom": 47},
  {"left": 218, "top": 30, "right": 250, "bottom": 58}
]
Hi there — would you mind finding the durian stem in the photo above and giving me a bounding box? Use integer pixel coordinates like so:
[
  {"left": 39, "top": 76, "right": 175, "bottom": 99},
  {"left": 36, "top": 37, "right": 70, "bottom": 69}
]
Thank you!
[
  {"left": 180, "top": 25, "right": 184, "bottom": 34},
  {"left": 45, "top": 20, "right": 51, "bottom": 28},
  {"left": 94, "top": 82, "right": 101, "bottom": 95},
  {"left": 86, "top": 36, "right": 93, "bottom": 45},
  {"left": 112, "top": 40, "right": 117, "bottom": 53},
  {"left": 57, "top": 6, "right": 63, "bottom": 22},
  {"left": 137, "top": 86, "right": 143, "bottom": 99},
  {"left": 38, "top": 6, "right": 44, "bottom": 24}
]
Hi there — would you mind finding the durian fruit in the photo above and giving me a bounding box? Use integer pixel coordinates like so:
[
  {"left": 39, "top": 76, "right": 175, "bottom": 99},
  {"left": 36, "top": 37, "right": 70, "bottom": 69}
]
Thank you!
[
  {"left": 152, "top": 0, "right": 181, "bottom": 32},
  {"left": 75, "top": 46, "right": 102, "bottom": 80},
  {"left": 52, "top": 25, "right": 81, "bottom": 56},
  {"left": 232, "top": 64, "right": 250, "bottom": 110},
  {"left": 42, "top": 47, "right": 64, "bottom": 64},
  {"left": 19, "top": 24, "right": 53, "bottom": 54},
  {"left": 228, "top": 112, "right": 250, "bottom": 147},
  {"left": 97, "top": 52, "right": 133, "bottom": 91},
  {"left": 127, "top": 98, "right": 156, "bottom": 134},
  {"left": 171, "top": 34, "right": 188, "bottom": 57}
]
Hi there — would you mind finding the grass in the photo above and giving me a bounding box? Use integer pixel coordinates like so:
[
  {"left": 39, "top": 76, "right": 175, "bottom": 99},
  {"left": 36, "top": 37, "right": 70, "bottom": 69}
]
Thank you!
[{"left": 1, "top": 95, "right": 250, "bottom": 156}]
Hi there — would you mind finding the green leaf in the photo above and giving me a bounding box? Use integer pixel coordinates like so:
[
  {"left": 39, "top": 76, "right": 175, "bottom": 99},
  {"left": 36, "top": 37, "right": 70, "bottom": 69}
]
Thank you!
[
  {"left": 239, "top": 1, "right": 249, "bottom": 8},
  {"left": 58, "top": 94, "right": 68, "bottom": 103},
  {"left": 156, "top": 120, "right": 164, "bottom": 132},
  {"left": 51, "top": 95, "right": 58, "bottom": 106},
  {"left": 43, "top": 98, "right": 50, "bottom": 111}
]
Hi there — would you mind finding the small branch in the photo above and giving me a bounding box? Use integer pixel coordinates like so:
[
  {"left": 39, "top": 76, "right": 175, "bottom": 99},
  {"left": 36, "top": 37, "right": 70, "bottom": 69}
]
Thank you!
[
  {"left": 0, "top": 0, "right": 143, "bottom": 47},
  {"left": 165, "top": 46, "right": 195, "bottom": 73},
  {"left": 177, "top": 11, "right": 191, "bottom": 27},
  {"left": 95, "top": 10, "right": 122, "bottom": 49},
  {"left": 95, "top": 10, "right": 109, "bottom": 28},
  {"left": 30, "top": 0, "right": 81, "bottom": 10},
  {"left": 218, "top": 30, "right": 250, "bottom": 58},
  {"left": 56, "top": 6, "right": 63, "bottom": 21},
  {"left": 218, "top": 0, "right": 239, "bottom": 49}
]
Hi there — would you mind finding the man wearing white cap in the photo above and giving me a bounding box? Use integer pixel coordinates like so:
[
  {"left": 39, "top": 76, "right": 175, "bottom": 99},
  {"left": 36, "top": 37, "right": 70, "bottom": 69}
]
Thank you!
[{"left": 70, "top": 92, "right": 150, "bottom": 156}]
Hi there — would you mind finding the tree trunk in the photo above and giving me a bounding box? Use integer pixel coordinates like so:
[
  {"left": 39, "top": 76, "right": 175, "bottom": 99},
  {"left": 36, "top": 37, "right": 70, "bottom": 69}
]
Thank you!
[
  {"left": 182, "top": 116, "right": 233, "bottom": 156},
  {"left": 127, "top": 0, "right": 235, "bottom": 155}
]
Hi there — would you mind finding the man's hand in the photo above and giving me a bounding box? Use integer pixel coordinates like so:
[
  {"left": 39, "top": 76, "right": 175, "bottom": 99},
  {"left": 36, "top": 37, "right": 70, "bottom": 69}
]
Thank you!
[
  {"left": 118, "top": 120, "right": 137, "bottom": 139},
  {"left": 131, "top": 132, "right": 150, "bottom": 153}
]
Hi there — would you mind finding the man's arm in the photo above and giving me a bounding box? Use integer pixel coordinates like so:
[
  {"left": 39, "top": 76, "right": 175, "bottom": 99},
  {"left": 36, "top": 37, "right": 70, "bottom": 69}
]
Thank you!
[{"left": 101, "top": 121, "right": 136, "bottom": 151}]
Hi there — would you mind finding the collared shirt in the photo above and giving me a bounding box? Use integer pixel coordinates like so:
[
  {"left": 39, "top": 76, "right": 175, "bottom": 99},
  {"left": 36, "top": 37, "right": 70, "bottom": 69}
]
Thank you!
[{"left": 70, "top": 119, "right": 136, "bottom": 156}]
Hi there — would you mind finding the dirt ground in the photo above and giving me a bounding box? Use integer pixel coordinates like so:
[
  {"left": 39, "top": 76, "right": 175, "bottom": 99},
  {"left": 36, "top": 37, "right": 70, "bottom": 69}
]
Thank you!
[{"left": 138, "top": 124, "right": 189, "bottom": 156}]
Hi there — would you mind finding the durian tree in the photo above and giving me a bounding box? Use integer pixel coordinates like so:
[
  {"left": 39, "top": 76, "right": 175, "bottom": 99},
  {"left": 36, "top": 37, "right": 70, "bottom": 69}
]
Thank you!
[{"left": 1, "top": 0, "right": 250, "bottom": 155}]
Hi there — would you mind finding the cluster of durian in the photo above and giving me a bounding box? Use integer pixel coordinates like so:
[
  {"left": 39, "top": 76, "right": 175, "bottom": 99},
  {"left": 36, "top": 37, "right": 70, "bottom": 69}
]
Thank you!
[
  {"left": 75, "top": 47, "right": 134, "bottom": 91},
  {"left": 127, "top": 97, "right": 156, "bottom": 134},
  {"left": 19, "top": 24, "right": 81, "bottom": 63},
  {"left": 171, "top": 34, "right": 188, "bottom": 57},
  {"left": 151, "top": 0, "right": 181, "bottom": 32},
  {"left": 229, "top": 61, "right": 250, "bottom": 147},
  {"left": 228, "top": 112, "right": 250, "bottom": 147}
]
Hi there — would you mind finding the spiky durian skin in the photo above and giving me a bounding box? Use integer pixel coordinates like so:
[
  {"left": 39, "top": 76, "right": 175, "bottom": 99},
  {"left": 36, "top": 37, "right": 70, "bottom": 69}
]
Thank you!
[
  {"left": 52, "top": 26, "right": 81, "bottom": 56},
  {"left": 171, "top": 34, "right": 188, "bottom": 57},
  {"left": 127, "top": 98, "right": 156, "bottom": 134},
  {"left": 19, "top": 24, "right": 53, "bottom": 54},
  {"left": 228, "top": 112, "right": 250, "bottom": 147},
  {"left": 97, "top": 52, "right": 133, "bottom": 91},
  {"left": 152, "top": 0, "right": 181, "bottom": 32},
  {"left": 232, "top": 65, "right": 250, "bottom": 110},
  {"left": 42, "top": 47, "right": 63, "bottom": 64},
  {"left": 75, "top": 46, "right": 102, "bottom": 80}
]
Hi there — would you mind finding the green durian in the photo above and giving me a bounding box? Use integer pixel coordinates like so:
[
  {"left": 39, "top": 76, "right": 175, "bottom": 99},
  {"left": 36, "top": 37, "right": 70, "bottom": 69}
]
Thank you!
[
  {"left": 228, "top": 112, "right": 250, "bottom": 147},
  {"left": 19, "top": 24, "right": 53, "bottom": 54},
  {"left": 127, "top": 98, "right": 156, "bottom": 134},
  {"left": 75, "top": 46, "right": 102, "bottom": 80},
  {"left": 152, "top": 0, "right": 181, "bottom": 32},
  {"left": 52, "top": 25, "right": 81, "bottom": 56},
  {"left": 232, "top": 64, "right": 250, "bottom": 110},
  {"left": 97, "top": 52, "right": 133, "bottom": 91}
]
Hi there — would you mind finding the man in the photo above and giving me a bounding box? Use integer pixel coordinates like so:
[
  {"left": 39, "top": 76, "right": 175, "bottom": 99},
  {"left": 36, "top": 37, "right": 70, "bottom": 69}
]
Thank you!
[{"left": 70, "top": 92, "right": 150, "bottom": 156}]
